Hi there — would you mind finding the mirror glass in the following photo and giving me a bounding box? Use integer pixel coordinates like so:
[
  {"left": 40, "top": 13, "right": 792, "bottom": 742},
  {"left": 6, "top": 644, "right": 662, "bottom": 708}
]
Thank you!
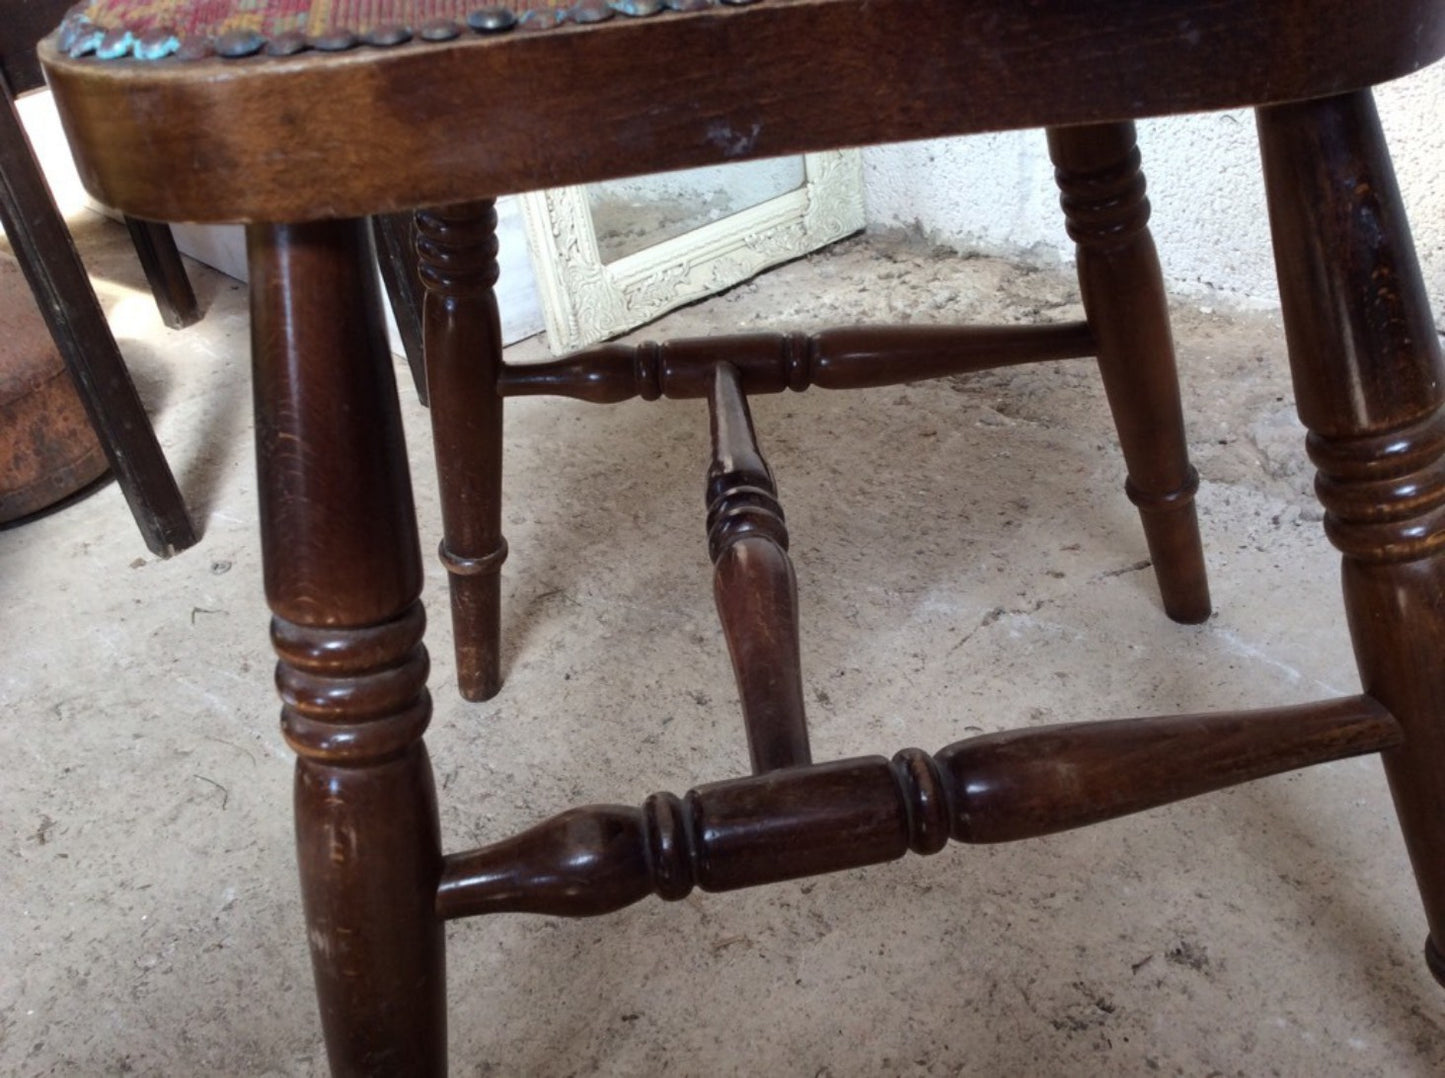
[{"left": 588, "top": 157, "right": 808, "bottom": 263}]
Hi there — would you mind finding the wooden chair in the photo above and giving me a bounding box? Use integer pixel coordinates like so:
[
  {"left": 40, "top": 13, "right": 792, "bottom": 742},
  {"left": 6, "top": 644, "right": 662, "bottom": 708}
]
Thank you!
[
  {"left": 1, "top": 0, "right": 197, "bottom": 553},
  {"left": 39, "top": 1, "right": 1445, "bottom": 1072}
]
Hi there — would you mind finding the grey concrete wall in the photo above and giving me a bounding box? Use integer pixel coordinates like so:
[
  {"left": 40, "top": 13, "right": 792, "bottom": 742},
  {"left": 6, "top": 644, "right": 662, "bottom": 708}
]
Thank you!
[{"left": 863, "top": 66, "right": 1445, "bottom": 313}]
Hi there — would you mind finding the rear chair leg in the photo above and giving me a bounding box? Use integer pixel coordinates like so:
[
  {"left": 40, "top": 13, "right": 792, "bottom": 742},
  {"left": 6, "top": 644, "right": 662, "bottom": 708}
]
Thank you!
[
  {"left": 124, "top": 216, "right": 199, "bottom": 330},
  {"left": 1048, "top": 122, "right": 1211, "bottom": 623},
  {"left": 1258, "top": 90, "right": 1445, "bottom": 984},
  {"left": 417, "top": 201, "right": 508, "bottom": 701},
  {"left": 372, "top": 213, "right": 429, "bottom": 404}
]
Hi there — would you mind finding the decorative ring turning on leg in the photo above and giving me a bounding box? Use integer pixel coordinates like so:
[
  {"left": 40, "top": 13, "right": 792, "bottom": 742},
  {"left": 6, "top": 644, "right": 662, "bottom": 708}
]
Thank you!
[
  {"left": 249, "top": 218, "right": 446, "bottom": 1076},
  {"left": 1048, "top": 121, "right": 1211, "bottom": 624},
  {"left": 1259, "top": 88, "right": 1445, "bottom": 986},
  {"left": 706, "top": 362, "right": 811, "bottom": 774}
]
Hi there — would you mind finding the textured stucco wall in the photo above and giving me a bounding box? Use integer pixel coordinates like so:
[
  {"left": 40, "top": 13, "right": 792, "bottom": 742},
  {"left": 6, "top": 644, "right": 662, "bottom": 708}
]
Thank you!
[{"left": 863, "top": 65, "right": 1445, "bottom": 313}]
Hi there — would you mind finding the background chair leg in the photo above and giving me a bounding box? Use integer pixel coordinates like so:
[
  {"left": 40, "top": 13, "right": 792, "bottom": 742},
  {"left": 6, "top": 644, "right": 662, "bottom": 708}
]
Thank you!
[
  {"left": 123, "top": 216, "right": 199, "bottom": 330},
  {"left": 372, "top": 213, "right": 429, "bottom": 404},
  {"left": 248, "top": 218, "right": 446, "bottom": 1076},
  {"left": 0, "top": 84, "right": 195, "bottom": 555},
  {"left": 1258, "top": 89, "right": 1445, "bottom": 985},
  {"left": 417, "top": 200, "right": 507, "bottom": 701},
  {"left": 1047, "top": 122, "right": 1211, "bottom": 623}
]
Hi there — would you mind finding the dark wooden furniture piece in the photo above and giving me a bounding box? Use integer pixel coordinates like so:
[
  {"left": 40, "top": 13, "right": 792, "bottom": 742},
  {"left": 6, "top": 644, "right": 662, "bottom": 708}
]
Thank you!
[
  {"left": 1, "top": 0, "right": 197, "bottom": 553},
  {"left": 0, "top": 255, "right": 110, "bottom": 519},
  {"left": 40, "top": 1, "right": 1445, "bottom": 1072}
]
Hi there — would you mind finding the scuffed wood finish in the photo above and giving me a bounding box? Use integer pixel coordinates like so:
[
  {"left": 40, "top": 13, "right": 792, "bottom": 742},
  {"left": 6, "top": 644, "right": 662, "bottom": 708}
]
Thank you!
[
  {"left": 1047, "top": 122, "right": 1210, "bottom": 624},
  {"left": 436, "top": 696, "right": 1399, "bottom": 920},
  {"left": 417, "top": 200, "right": 508, "bottom": 701},
  {"left": 707, "top": 363, "right": 810, "bottom": 774},
  {"left": 249, "top": 219, "right": 445, "bottom": 1075},
  {"left": 0, "top": 82, "right": 195, "bottom": 556},
  {"left": 1259, "top": 89, "right": 1445, "bottom": 984},
  {"left": 498, "top": 323, "right": 1096, "bottom": 404},
  {"left": 40, "top": 0, "right": 1445, "bottom": 223}
]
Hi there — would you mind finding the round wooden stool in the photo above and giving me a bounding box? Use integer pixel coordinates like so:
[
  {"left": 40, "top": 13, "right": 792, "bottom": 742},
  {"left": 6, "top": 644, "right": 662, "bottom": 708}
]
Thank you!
[{"left": 0, "top": 254, "right": 107, "bottom": 523}]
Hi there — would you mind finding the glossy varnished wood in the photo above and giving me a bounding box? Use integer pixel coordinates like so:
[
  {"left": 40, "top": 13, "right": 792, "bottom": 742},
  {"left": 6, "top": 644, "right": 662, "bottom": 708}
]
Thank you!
[
  {"left": 498, "top": 323, "right": 1096, "bottom": 403},
  {"left": 249, "top": 219, "right": 445, "bottom": 1074},
  {"left": 417, "top": 200, "right": 507, "bottom": 701},
  {"left": 707, "top": 364, "right": 810, "bottom": 774},
  {"left": 40, "top": 0, "right": 1445, "bottom": 223},
  {"left": 1258, "top": 89, "right": 1445, "bottom": 983},
  {"left": 1047, "top": 122, "right": 1211, "bottom": 624},
  {"left": 436, "top": 696, "right": 1399, "bottom": 920}
]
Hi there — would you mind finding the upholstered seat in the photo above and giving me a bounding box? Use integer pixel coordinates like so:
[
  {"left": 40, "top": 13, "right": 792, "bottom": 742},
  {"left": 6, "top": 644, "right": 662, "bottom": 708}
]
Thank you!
[{"left": 37, "top": 2, "right": 1445, "bottom": 1074}]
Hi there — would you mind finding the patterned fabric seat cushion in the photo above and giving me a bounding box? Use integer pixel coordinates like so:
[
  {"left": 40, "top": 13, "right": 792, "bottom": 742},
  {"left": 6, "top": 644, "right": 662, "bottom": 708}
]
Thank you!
[{"left": 57, "top": 0, "right": 748, "bottom": 61}]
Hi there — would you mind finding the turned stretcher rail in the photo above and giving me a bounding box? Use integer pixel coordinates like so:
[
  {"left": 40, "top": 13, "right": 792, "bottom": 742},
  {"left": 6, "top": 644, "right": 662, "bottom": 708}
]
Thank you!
[
  {"left": 497, "top": 323, "right": 1097, "bottom": 403},
  {"left": 707, "top": 363, "right": 811, "bottom": 774},
  {"left": 436, "top": 695, "right": 1399, "bottom": 921}
]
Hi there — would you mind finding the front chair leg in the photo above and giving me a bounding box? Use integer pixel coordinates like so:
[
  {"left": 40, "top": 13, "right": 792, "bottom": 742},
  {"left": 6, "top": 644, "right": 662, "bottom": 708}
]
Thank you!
[
  {"left": 1047, "top": 122, "right": 1211, "bottom": 623},
  {"left": 417, "top": 201, "right": 508, "bottom": 701},
  {"left": 1258, "top": 90, "right": 1445, "bottom": 983},
  {"left": 248, "top": 219, "right": 446, "bottom": 1076}
]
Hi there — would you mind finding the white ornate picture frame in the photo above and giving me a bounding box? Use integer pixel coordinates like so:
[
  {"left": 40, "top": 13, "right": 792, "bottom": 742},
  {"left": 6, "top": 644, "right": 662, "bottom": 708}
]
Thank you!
[{"left": 520, "top": 151, "right": 865, "bottom": 353}]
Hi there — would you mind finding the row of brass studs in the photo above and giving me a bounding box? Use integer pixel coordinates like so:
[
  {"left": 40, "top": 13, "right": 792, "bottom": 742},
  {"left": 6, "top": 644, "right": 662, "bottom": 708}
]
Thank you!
[{"left": 57, "top": 0, "right": 761, "bottom": 63}]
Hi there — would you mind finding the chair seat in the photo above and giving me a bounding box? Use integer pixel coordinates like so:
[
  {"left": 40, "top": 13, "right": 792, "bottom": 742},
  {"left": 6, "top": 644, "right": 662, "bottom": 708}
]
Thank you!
[{"left": 41, "top": 0, "right": 1445, "bottom": 224}]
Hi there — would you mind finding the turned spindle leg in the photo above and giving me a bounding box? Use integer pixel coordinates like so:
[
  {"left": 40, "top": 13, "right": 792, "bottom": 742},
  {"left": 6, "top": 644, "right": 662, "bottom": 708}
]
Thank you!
[
  {"left": 249, "top": 220, "right": 446, "bottom": 1076},
  {"left": 1258, "top": 90, "right": 1445, "bottom": 984},
  {"left": 1047, "top": 122, "right": 1211, "bottom": 623},
  {"left": 706, "top": 363, "right": 811, "bottom": 774},
  {"left": 417, "top": 201, "right": 508, "bottom": 701}
]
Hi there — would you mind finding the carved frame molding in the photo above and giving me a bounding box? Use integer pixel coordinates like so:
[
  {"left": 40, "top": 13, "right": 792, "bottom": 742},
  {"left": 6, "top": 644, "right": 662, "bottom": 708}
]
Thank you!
[{"left": 519, "top": 151, "right": 865, "bottom": 353}]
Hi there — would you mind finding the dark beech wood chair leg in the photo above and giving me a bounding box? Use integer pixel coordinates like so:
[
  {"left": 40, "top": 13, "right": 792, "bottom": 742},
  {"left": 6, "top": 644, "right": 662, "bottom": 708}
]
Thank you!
[
  {"left": 372, "top": 212, "right": 428, "bottom": 404},
  {"left": 248, "top": 218, "right": 446, "bottom": 1076},
  {"left": 417, "top": 200, "right": 507, "bottom": 701},
  {"left": 1047, "top": 122, "right": 1211, "bottom": 624},
  {"left": 1258, "top": 90, "right": 1445, "bottom": 986},
  {"left": 0, "top": 84, "right": 196, "bottom": 556},
  {"left": 122, "top": 215, "right": 199, "bottom": 330}
]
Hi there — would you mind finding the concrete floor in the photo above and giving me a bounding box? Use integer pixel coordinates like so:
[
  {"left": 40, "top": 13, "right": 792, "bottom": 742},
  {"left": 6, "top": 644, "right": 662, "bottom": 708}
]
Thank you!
[{"left": 4, "top": 221, "right": 1445, "bottom": 1076}]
